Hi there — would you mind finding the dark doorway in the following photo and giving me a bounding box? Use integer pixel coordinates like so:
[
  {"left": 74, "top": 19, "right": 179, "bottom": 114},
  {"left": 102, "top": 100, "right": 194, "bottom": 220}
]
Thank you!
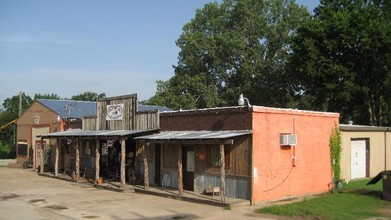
[
  {"left": 182, "top": 146, "right": 194, "bottom": 191},
  {"left": 100, "top": 140, "right": 121, "bottom": 180},
  {"left": 155, "top": 144, "right": 161, "bottom": 186}
]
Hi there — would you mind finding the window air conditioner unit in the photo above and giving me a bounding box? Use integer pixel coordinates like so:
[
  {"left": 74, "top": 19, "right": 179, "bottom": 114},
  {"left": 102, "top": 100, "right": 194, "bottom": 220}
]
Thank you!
[{"left": 280, "top": 134, "right": 297, "bottom": 146}]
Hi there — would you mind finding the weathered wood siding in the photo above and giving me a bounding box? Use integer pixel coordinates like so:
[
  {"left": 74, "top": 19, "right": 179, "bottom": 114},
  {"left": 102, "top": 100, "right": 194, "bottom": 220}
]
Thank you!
[
  {"left": 82, "top": 117, "right": 97, "bottom": 130},
  {"left": 135, "top": 111, "right": 160, "bottom": 130},
  {"left": 156, "top": 136, "right": 251, "bottom": 200},
  {"left": 96, "top": 94, "right": 137, "bottom": 130},
  {"left": 161, "top": 143, "right": 179, "bottom": 169},
  {"left": 135, "top": 142, "right": 156, "bottom": 185},
  {"left": 194, "top": 136, "right": 251, "bottom": 176}
]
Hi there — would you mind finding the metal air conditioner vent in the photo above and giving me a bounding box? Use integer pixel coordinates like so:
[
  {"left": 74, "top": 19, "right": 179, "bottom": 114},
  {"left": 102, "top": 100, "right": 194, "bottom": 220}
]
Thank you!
[{"left": 280, "top": 134, "right": 297, "bottom": 146}]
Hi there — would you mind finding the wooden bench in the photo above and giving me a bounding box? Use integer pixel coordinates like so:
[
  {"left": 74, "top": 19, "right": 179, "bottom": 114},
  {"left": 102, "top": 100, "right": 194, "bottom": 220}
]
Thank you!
[{"left": 204, "top": 186, "right": 220, "bottom": 196}]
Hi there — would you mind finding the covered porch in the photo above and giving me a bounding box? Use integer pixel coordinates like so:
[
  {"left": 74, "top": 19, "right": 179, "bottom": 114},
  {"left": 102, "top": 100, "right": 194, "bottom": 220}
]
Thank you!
[
  {"left": 135, "top": 130, "right": 252, "bottom": 203},
  {"left": 38, "top": 128, "right": 158, "bottom": 187}
]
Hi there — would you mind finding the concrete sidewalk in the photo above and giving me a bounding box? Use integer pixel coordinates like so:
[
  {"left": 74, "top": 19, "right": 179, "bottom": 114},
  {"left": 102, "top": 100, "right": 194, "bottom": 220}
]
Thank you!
[{"left": 0, "top": 159, "right": 16, "bottom": 166}]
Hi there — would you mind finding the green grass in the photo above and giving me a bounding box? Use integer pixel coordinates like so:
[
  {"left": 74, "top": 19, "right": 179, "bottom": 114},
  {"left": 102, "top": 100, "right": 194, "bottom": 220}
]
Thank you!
[{"left": 257, "top": 179, "right": 391, "bottom": 220}]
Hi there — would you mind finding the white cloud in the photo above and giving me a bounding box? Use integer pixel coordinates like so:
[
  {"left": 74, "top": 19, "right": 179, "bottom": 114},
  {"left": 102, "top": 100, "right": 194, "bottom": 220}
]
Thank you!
[{"left": 0, "top": 33, "right": 92, "bottom": 48}]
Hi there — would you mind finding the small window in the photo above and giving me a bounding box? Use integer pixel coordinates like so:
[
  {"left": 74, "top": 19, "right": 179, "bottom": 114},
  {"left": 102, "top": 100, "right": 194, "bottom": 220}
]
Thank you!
[
  {"left": 17, "top": 141, "right": 28, "bottom": 156},
  {"left": 211, "top": 146, "right": 220, "bottom": 166}
]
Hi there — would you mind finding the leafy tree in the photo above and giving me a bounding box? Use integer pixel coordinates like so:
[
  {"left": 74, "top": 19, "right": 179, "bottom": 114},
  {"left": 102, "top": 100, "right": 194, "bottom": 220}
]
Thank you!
[
  {"left": 0, "top": 93, "right": 32, "bottom": 159},
  {"left": 289, "top": 0, "right": 391, "bottom": 126},
  {"left": 2, "top": 93, "right": 32, "bottom": 118},
  {"left": 146, "top": 0, "right": 310, "bottom": 110},
  {"left": 71, "top": 91, "right": 106, "bottom": 101},
  {"left": 34, "top": 93, "right": 61, "bottom": 100}
]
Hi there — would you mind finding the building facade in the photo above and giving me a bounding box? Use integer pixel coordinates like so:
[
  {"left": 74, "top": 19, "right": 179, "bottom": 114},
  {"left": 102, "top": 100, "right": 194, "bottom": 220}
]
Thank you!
[
  {"left": 136, "top": 106, "right": 339, "bottom": 203},
  {"left": 16, "top": 99, "right": 96, "bottom": 169},
  {"left": 340, "top": 124, "right": 391, "bottom": 181}
]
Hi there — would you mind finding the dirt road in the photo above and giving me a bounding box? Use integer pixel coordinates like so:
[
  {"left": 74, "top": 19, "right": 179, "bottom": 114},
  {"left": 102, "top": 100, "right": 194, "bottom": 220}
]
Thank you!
[{"left": 0, "top": 167, "right": 283, "bottom": 220}]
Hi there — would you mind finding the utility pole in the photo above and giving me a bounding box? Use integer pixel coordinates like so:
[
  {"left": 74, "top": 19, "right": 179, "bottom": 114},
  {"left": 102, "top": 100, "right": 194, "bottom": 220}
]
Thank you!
[{"left": 18, "top": 91, "right": 23, "bottom": 117}]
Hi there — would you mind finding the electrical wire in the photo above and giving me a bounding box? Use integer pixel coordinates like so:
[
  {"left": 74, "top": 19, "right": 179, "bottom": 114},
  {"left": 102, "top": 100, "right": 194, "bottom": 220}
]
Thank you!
[{"left": 263, "top": 165, "right": 294, "bottom": 192}]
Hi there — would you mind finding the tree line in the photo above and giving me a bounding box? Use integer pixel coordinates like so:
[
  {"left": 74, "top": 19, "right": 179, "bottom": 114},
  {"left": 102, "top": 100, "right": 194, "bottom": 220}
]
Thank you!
[
  {"left": 2, "top": 0, "right": 391, "bottom": 158},
  {"left": 143, "top": 0, "right": 391, "bottom": 127}
]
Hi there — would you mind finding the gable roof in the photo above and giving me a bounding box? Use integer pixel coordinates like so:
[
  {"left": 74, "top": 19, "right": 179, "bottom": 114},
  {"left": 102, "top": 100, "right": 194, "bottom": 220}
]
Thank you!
[{"left": 37, "top": 99, "right": 96, "bottom": 119}]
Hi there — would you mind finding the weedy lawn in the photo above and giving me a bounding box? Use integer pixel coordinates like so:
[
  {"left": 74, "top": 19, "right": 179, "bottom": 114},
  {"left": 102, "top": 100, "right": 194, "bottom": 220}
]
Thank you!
[{"left": 257, "top": 179, "right": 391, "bottom": 220}]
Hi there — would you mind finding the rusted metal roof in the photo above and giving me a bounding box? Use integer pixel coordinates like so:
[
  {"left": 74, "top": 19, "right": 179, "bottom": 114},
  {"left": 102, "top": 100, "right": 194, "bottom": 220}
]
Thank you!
[
  {"left": 38, "top": 128, "right": 158, "bottom": 139},
  {"left": 135, "top": 130, "right": 252, "bottom": 141}
]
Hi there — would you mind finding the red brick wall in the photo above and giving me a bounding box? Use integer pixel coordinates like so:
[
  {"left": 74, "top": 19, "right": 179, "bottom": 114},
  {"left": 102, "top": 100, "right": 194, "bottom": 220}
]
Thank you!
[{"left": 160, "top": 108, "right": 252, "bottom": 131}]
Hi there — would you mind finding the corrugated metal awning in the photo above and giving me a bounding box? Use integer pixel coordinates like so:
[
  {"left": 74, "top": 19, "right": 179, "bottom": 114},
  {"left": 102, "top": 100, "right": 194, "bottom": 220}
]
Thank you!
[
  {"left": 135, "top": 130, "right": 252, "bottom": 143},
  {"left": 38, "top": 128, "right": 158, "bottom": 139}
]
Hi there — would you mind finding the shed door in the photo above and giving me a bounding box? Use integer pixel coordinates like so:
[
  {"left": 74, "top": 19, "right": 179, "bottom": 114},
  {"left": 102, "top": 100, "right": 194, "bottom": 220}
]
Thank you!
[
  {"left": 182, "top": 147, "right": 194, "bottom": 191},
  {"left": 350, "top": 140, "right": 367, "bottom": 179}
]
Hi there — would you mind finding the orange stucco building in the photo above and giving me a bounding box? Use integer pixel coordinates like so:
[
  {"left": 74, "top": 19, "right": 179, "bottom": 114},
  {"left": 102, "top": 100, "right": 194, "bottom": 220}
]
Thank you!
[{"left": 252, "top": 107, "right": 338, "bottom": 201}]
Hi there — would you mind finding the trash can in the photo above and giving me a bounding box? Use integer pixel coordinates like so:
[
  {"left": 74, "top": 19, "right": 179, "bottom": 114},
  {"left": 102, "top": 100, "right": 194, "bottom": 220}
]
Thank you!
[
  {"left": 22, "top": 161, "right": 28, "bottom": 169},
  {"left": 367, "top": 170, "right": 391, "bottom": 201},
  {"left": 383, "top": 171, "right": 391, "bottom": 201}
]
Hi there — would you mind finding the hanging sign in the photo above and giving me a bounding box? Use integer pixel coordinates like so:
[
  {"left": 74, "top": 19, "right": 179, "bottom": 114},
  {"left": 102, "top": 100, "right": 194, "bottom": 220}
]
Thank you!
[{"left": 106, "top": 104, "right": 124, "bottom": 120}]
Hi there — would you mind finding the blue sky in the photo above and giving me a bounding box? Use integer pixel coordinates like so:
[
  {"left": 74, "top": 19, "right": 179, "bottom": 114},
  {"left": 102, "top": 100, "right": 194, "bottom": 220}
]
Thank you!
[{"left": 0, "top": 0, "right": 318, "bottom": 106}]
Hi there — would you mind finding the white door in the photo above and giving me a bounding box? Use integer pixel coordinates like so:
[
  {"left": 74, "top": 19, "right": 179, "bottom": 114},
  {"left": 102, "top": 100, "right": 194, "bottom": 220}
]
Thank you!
[
  {"left": 186, "top": 151, "right": 194, "bottom": 172},
  {"left": 350, "top": 140, "right": 367, "bottom": 179}
]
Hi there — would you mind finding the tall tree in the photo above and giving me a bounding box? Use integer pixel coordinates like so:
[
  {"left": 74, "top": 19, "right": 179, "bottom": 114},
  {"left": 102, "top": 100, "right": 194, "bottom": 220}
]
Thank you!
[
  {"left": 145, "top": 0, "right": 310, "bottom": 110},
  {"left": 289, "top": 0, "right": 391, "bottom": 125},
  {"left": 2, "top": 94, "right": 32, "bottom": 118},
  {"left": 71, "top": 91, "right": 106, "bottom": 101}
]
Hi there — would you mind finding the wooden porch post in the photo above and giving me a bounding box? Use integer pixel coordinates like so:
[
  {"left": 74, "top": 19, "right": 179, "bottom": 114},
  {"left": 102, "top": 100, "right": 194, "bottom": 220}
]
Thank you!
[
  {"left": 75, "top": 138, "right": 80, "bottom": 180},
  {"left": 178, "top": 142, "right": 183, "bottom": 196},
  {"left": 220, "top": 143, "right": 226, "bottom": 202},
  {"left": 143, "top": 141, "right": 149, "bottom": 189},
  {"left": 40, "top": 138, "right": 44, "bottom": 174},
  {"left": 120, "top": 138, "right": 126, "bottom": 187},
  {"left": 55, "top": 137, "right": 59, "bottom": 176},
  {"left": 95, "top": 139, "right": 100, "bottom": 183}
]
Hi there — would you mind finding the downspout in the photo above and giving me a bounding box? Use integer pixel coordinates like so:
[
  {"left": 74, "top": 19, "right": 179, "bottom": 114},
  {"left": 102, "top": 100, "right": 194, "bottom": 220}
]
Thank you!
[
  {"left": 385, "top": 128, "right": 389, "bottom": 170},
  {"left": 250, "top": 108, "right": 254, "bottom": 205}
]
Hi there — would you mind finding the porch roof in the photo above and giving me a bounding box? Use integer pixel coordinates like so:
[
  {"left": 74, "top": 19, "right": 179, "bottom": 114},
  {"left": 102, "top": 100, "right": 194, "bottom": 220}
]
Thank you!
[
  {"left": 38, "top": 128, "right": 158, "bottom": 139},
  {"left": 134, "top": 130, "right": 252, "bottom": 143}
]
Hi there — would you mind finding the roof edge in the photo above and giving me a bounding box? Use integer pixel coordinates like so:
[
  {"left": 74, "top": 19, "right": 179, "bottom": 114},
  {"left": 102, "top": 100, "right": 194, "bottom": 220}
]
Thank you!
[{"left": 340, "top": 124, "right": 391, "bottom": 132}]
